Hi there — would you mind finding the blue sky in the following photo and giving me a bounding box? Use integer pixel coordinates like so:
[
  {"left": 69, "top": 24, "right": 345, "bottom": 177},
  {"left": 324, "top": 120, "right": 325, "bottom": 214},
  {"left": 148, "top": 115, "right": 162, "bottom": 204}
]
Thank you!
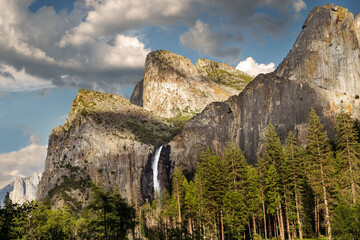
[{"left": 0, "top": 0, "right": 360, "bottom": 187}]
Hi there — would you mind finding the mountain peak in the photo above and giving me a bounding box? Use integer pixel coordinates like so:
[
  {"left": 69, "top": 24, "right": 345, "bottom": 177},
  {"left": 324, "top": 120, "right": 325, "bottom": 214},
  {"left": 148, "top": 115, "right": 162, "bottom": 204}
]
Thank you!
[
  {"left": 131, "top": 50, "right": 253, "bottom": 118},
  {"left": 276, "top": 4, "right": 360, "bottom": 95}
]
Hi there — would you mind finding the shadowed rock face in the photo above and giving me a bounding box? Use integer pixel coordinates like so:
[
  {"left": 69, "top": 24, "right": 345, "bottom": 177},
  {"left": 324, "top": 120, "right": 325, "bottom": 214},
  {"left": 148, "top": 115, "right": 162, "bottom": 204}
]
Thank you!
[
  {"left": 130, "top": 50, "right": 252, "bottom": 118},
  {"left": 168, "top": 4, "right": 360, "bottom": 170}
]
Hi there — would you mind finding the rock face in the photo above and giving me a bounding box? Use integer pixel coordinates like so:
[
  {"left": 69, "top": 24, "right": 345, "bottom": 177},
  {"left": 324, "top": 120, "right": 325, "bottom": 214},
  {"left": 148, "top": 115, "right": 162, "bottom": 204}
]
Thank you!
[
  {"left": 0, "top": 173, "right": 42, "bottom": 206},
  {"left": 10, "top": 173, "right": 42, "bottom": 205},
  {"left": 169, "top": 4, "right": 360, "bottom": 170},
  {"left": 37, "top": 90, "right": 178, "bottom": 209},
  {"left": 130, "top": 50, "right": 252, "bottom": 118}
]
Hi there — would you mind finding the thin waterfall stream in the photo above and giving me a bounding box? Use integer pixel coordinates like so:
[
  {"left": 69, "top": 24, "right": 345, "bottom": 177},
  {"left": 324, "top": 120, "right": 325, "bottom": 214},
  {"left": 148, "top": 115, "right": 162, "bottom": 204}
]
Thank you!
[{"left": 152, "top": 146, "right": 163, "bottom": 196}]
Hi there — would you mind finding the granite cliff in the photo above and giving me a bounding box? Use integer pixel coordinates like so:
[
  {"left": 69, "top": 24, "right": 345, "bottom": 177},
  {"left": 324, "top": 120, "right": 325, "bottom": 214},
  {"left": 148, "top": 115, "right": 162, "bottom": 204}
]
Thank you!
[
  {"left": 130, "top": 50, "right": 252, "bottom": 118},
  {"left": 37, "top": 90, "right": 179, "bottom": 209},
  {"left": 169, "top": 4, "right": 360, "bottom": 170}
]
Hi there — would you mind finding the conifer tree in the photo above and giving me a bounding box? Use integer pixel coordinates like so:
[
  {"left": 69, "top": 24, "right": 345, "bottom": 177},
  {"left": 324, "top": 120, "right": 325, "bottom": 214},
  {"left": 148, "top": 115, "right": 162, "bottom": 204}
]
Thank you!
[
  {"left": 336, "top": 109, "right": 360, "bottom": 204},
  {"left": 284, "top": 131, "right": 305, "bottom": 239},
  {"left": 306, "top": 108, "right": 335, "bottom": 239},
  {"left": 171, "top": 167, "right": 186, "bottom": 225},
  {"left": 183, "top": 180, "right": 196, "bottom": 236},
  {"left": 261, "top": 122, "right": 286, "bottom": 239},
  {"left": 246, "top": 165, "right": 263, "bottom": 237},
  {"left": 223, "top": 143, "right": 247, "bottom": 193}
]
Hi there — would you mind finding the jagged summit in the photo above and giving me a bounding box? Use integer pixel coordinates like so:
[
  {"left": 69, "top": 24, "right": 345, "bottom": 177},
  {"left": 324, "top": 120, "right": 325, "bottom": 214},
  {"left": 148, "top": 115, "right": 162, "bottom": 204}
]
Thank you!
[
  {"left": 276, "top": 4, "right": 360, "bottom": 95},
  {"left": 130, "top": 50, "right": 252, "bottom": 118}
]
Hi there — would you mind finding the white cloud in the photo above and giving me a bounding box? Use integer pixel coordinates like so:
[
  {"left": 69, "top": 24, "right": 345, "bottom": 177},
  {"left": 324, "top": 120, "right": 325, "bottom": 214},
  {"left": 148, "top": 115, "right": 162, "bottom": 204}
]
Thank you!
[
  {"left": 236, "top": 57, "right": 275, "bottom": 76},
  {"left": 293, "top": 0, "right": 306, "bottom": 12},
  {"left": 60, "top": 0, "right": 196, "bottom": 47},
  {"left": 0, "top": 0, "right": 150, "bottom": 93},
  {"left": 0, "top": 143, "right": 47, "bottom": 188},
  {"left": 102, "top": 35, "right": 150, "bottom": 69},
  {"left": 180, "top": 20, "right": 242, "bottom": 61},
  {"left": 0, "top": 64, "right": 54, "bottom": 92}
]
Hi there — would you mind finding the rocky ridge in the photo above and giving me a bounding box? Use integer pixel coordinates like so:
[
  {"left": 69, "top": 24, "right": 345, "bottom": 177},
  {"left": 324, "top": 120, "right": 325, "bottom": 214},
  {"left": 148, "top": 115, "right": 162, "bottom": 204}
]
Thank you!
[{"left": 130, "top": 50, "right": 252, "bottom": 118}]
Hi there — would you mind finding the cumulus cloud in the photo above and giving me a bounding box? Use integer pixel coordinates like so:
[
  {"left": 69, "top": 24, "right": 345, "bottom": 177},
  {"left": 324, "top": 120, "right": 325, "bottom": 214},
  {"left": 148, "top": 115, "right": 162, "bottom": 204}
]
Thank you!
[
  {"left": 59, "top": 0, "right": 196, "bottom": 47},
  {"left": 0, "top": 0, "right": 150, "bottom": 93},
  {"left": 0, "top": 143, "right": 47, "bottom": 188},
  {"left": 236, "top": 57, "right": 275, "bottom": 76},
  {"left": 180, "top": 20, "right": 242, "bottom": 61}
]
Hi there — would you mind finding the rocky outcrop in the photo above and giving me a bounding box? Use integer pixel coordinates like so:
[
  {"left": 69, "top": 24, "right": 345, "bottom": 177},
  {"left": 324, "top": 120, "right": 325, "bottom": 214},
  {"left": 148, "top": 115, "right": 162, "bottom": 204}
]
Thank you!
[
  {"left": 37, "top": 90, "right": 180, "bottom": 209},
  {"left": 130, "top": 50, "right": 253, "bottom": 118},
  {"left": 196, "top": 58, "right": 253, "bottom": 92},
  {"left": 0, "top": 172, "right": 42, "bottom": 206},
  {"left": 169, "top": 4, "right": 360, "bottom": 170}
]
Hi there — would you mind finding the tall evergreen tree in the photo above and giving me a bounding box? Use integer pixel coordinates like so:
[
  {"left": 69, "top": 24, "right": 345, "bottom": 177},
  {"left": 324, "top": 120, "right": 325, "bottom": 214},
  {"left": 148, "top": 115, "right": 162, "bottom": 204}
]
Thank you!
[
  {"left": 336, "top": 109, "right": 360, "bottom": 204},
  {"left": 284, "top": 131, "right": 305, "bottom": 239},
  {"left": 171, "top": 167, "right": 186, "bottom": 225},
  {"left": 261, "top": 122, "right": 286, "bottom": 239},
  {"left": 246, "top": 165, "right": 263, "bottom": 238},
  {"left": 306, "top": 108, "right": 335, "bottom": 239}
]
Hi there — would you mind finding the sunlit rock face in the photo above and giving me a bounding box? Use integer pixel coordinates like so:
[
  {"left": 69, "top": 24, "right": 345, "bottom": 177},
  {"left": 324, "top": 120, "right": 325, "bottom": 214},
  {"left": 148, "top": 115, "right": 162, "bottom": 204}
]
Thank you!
[
  {"left": 168, "top": 4, "right": 360, "bottom": 170},
  {"left": 131, "top": 50, "right": 252, "bottom": 118},
  {"left": 0, "top": 172, "right": 42, "bottom": 206}
]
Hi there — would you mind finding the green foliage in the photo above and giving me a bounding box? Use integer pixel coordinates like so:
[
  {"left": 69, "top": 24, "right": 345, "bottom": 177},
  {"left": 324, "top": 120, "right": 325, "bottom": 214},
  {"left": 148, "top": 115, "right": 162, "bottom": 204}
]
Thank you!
[
  {"left": 333, "top": 201, "right": 360, "bottom": 239},
  {"left": 335, "top": 109, "right": 360, "bottom": 204},
  {"left": 0, "top": 184, "right": 136, "bottom": 240},
  {"left": 85, "top": 184, "right": 137, "bottom": 239}
]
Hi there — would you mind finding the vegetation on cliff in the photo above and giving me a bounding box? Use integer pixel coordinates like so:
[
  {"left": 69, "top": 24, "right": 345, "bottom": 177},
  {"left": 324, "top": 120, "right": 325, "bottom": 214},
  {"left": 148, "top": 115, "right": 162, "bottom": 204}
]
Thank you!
[{"left": 55, "top": 89, "right": 182, "bottom": 146}]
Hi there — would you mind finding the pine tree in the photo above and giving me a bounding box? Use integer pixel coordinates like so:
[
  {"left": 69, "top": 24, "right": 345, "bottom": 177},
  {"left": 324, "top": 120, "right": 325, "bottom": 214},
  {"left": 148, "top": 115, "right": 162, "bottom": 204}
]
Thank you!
[
  {"left": 223, "top": 143, "right": 247, "bottom": 193},
  {"left": 262, "top": 122, "right": 286, "bottom": 240},
  {"left": 195, "top": 146, "right": 228, "bottom": 239},
  {"left": 171, "top": 167, "right": 186, "bottom": 225},
  {"left": 284, "top": 131, "right": 305, "bottom": 239},
  {"left": 336, "top": 109, "right": 360, "bottom": 204},
  {"left": 183, "top": 180, "right": 196, "bottom": 236},
  {"left": 246, "top": 165, "right": 263, "bottom": 238},
  {"left": 306, "top": 108, "right": 335, "bottom": 239}
]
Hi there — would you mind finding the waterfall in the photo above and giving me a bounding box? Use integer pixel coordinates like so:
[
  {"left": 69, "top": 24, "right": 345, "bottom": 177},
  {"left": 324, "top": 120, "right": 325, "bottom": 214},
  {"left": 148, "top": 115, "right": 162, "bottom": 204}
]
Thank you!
[{"left": 152, "top": 146, "right": 163, "bottom": 196}]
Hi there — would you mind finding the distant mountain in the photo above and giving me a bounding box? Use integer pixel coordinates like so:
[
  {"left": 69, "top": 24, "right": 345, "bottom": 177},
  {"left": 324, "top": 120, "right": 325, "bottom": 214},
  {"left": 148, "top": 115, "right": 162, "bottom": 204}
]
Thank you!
[
  {"left": 0, "top": 182, "right": 14, "bottom": 207},
  {"left": 0, "top": 172, "right": 42, "bottom": 206}
]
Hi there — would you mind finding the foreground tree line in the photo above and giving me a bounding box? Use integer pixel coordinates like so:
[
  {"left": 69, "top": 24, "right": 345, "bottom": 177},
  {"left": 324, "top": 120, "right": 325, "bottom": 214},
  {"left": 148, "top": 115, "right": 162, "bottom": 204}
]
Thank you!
[
  {"left": 139, "top": 108, "right": 360, "bottom": 240},
  {"left": 0, "top": 184, "right": 136, "bottom": 239}
]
